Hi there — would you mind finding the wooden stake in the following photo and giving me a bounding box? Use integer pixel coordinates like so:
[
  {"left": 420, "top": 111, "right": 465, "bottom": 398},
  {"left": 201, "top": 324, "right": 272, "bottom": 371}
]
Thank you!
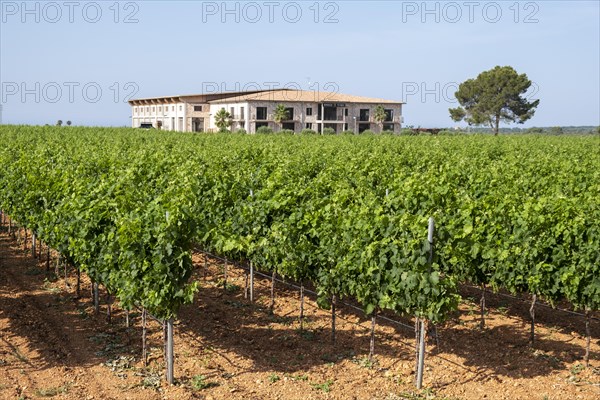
[
  {"left": 299, "top": 282, "right": 305, "bottom": 331},
  {"left": 93, "top": 282, "right": 99, "bottom": 314},
  {"left": 223, "top": 258, "right": 227, "bottom": 291},
  {"left": 369, "top": 313, "right": 377, "bottom": 362},
  {"left": 166, "top": 319, "right": 174, "bottom": 384},
  {"left": 416, "top": 318, "right": 426, "bottom": 389},
  {"left": 584, "top": 308, "right": 591, "bottom": 367},
  {"left": 106, "top": 294, "right": 112, "bottom": 323},
  {"left": 331, "top": 294, "right": 336, "bottom": 346},
  {"left": 31, "top": 233, "right": 36, "bottom": 258},
  {"left": 64, "top": 259, "right": 68, "bottom": 290},
  {"left": 269, "top": 269, "right": 276, "bottom": 314},
  {"left": 480, "top": 283, "right": 486, "bottom": 329},
  {"left": 530, "top": 294, "right": 537, "bottom": 346},
  {"left": 76, "top": 267, "right": 81, "bottom": 297},
  {"left": 244, "top": 267, "right": 249, "bottom": 299},
  {"left": 415, "top": 319, "right": 419, "bottom": 369},
  {"left": 249, "top": 261, "right": 254, "bottom": 302},
  {"left": 142, "top": 308, "right": 148, "bottom": 366}
]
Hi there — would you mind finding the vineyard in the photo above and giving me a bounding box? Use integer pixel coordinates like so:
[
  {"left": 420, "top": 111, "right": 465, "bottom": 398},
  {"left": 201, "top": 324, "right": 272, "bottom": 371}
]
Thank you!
[{"left": 0, "top": 126, "right": 599, "bottom": 396}]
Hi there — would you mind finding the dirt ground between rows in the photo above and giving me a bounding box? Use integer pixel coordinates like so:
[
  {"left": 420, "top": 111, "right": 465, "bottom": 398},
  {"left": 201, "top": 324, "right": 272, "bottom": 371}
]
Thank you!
[{"left": 0, "top": 230, "right": 599, "bottom": 400}]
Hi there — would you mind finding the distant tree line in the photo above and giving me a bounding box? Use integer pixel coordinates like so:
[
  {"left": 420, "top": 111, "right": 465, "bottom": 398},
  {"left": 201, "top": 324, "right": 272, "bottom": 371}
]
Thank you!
[{"left": 455, "top": 126, "right": 599, "bottom": 135}]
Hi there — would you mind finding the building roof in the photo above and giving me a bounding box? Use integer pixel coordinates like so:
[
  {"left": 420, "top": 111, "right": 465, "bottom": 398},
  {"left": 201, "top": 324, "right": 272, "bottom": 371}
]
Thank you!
[
  {"left": 208, "top": 89, "right": 403, "bottom": 104},
  {"left": 129, "top": 89, "right": 403, "bottom": 105},
  {"left": 128, "top": 89, "right": 289, "bottom": 105}
]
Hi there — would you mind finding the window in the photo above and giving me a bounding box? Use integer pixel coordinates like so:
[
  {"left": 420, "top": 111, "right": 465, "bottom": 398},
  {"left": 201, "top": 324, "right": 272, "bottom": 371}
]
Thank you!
[
  {"left": 359, "top": 109, "right": 370, "bottom": 122},
  {"left": 194, "top": 105, "right": 203, "bottom": 112},
  {"left": 383, "top": 123, "right": 394, "bottom": 132},
  {"left": 179, "top": 105, "right": 182, "bottom": 111},
  {"left": 284, "top": 107, "right": 294, "bottom": 120},
  {"left": 192, "top": 117, "right": 204, "bottom": 132},
  {"left": 158, "top": 106, "right": 162, "bottom": 112},
  {"left": 305, "top": 123, "right": 313, "bottom": 129},
  {"left": 172, "top": 106, "right": 175, "bottom": 111},
  {"left": 230, "top": 107, "right": 235, "bottom": 118},
  {"left": 256, "top": 107, "right": 267, "bottom": 120},
  {"left": 344, "top": 123, "right": 348, "bottom": 131},
  {"left": 323, "top": 106, "right": 337, "bottom": 121},
  {"left": 146, "top": 106, "right": 149, "bottom": 113},
  {"left": 306, "top": 107, "right": 312, "bottom": 116},
  {"left": 152, "top": 107, "right": 155, "bottom": 112},
  {"left": 282, "top": 122, "right": 295, "bottom": 130},
  {"left": 344, "top": 108, "right": 348, "bottom": 117},
  {"left": 240, "top": 107, "right": 245, "bottom": 119},
  {"left": 359, "top": 123, "right": 370, "bottom": 133},
  {"left": 384, "top": 109, "right": 393, "bottom": 122}
]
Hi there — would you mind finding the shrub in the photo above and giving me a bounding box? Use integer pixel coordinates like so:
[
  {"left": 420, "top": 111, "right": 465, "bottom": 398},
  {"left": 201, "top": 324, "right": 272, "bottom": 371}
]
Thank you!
[
  {"left": 233, "top": 128, "right": 247, "bottom": 134},
  {"left": 341, "top": 130, "right": 356, "bottom": 135},
  {"left": 256, "top": 126, "right": 273, "bottom": 134},
  {"left": 361, "top": 129, "right": 375, "bottom": 135},
  {"left": 322, "top": 127, "right": 336, "bottom": 135},
  {"left": 278, "top": 129, "right": 295, "bottom": 135},
  {"left": 381, "top": 130, "right": 395, "bottom": 135},
  {"left": 300, "top": 129, "right": 317, "bottom": 135},
  {"left": 549, "top": 126, "right": 564, "bottom": 135},
  {"left": 525, "top": 127, "right": 544, "bottom": 134},
  {"left": 437, "top": 130, "right": 462, "bottom": 135}
]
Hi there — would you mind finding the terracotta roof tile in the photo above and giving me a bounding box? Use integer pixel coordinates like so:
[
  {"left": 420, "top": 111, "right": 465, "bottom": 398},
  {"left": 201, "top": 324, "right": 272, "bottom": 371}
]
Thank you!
[
  {"left": 129, "top": 89, "right": 403, "bottom": 105},
  {"left": 208, "top": 90, "right": 403, "bottom": 104}
]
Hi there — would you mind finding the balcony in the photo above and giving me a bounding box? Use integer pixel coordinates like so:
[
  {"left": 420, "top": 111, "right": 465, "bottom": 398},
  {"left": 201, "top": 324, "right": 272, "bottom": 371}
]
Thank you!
[
  {"left": 323, "top": 115, "right": 345, "bottom": 121},
  {"left": 252, "top": 113, "right": 273, "bottom": 121}
]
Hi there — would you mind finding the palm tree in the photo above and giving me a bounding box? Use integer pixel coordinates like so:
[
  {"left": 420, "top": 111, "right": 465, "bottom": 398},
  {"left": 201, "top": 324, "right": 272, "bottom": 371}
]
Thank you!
[
  {"left": 373, "top": 105, "right": 387, "bottom": 133},
  {"left": 214, "top": 108, "right": 232, "bottom": 132},
  {"left": 273, "top": 104, "right": 289, "bottom": 132}
]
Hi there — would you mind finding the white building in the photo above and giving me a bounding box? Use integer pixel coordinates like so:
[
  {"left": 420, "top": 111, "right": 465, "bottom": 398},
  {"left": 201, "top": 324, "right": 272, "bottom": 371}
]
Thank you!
[{"left": 128, "top": 89, "right": 404, "bottom": 134}]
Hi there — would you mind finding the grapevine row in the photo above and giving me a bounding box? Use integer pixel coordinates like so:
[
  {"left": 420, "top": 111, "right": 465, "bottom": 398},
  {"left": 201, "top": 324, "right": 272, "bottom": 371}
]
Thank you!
[{"left": 0, "top": 126, "right": 598, "bottom": 330}]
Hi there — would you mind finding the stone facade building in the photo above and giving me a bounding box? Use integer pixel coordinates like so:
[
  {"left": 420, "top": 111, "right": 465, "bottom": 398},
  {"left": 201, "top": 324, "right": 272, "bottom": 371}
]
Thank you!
[{"left": 128, "top": 89, "right": 404, "bottom": 134}]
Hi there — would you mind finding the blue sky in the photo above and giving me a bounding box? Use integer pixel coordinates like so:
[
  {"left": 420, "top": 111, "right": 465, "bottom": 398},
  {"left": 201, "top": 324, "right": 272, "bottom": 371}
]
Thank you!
[{"left": 1, "top": 0, "right": 599, "bottom": 128}]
